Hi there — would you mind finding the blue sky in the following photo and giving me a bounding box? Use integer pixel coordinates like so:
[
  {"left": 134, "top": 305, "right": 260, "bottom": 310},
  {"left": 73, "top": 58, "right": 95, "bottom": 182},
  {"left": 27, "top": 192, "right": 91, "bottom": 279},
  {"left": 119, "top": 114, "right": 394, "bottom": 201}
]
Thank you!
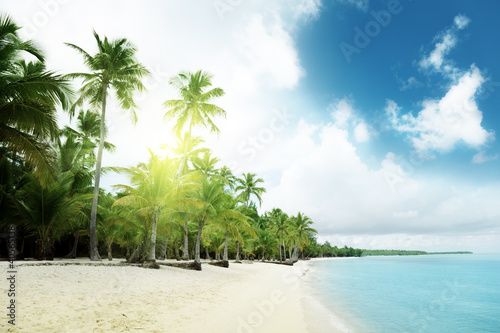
[{"left": 2, "top": 0, "right": 499, "bottom": 252}]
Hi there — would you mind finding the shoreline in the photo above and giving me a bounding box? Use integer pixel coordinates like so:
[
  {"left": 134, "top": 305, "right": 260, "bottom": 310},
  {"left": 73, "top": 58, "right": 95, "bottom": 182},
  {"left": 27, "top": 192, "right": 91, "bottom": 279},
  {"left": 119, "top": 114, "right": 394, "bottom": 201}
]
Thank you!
[{"left": 1, "top": 258, "right": 347, "bottom": 332}]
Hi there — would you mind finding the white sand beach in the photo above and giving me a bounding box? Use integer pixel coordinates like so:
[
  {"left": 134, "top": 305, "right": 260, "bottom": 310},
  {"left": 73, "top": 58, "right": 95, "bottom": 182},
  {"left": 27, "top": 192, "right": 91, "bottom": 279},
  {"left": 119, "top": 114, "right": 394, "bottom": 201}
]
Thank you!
[{"left": 1, "top": 259, "right": 347, "bottom": 333}]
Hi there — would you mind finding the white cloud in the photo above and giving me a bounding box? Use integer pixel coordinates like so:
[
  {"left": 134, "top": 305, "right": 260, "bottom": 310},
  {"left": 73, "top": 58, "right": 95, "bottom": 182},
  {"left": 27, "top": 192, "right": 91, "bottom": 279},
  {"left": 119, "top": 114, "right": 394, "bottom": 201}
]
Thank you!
[
  {"left": 399, "top": 76, "right": 424, "bottom": 91},
  {"left": 354, "top": 122, "right": 370, "bottom": 142},
  {"left": 294, "top": 0, "right": 322, "bottom": 20},
  {"left": 472, "top": 151, "right": 499, "bottom": 164},
  {"left": 262, "top": 118, "right": 500, "bottom": 252},
  {"left": 419, "top": 14, "right": 470, "bottom": 74},
  {"left": 387, "top": 66, "right": 493, "bottom": 153},
  {"left": 419, "top": 33, "right": 457, "bottom": 71},
  {"left": 338, "top": 0, "right": 369, "bottom": 11},
  {"left": 330, "top": 98, "right": 354, "bottom": 127},
  {"left": 454, "top": 14, "right": 471, "bottom": 30},
  {"left": 237, "top": 15, "right": 304, "bottom": 90}
]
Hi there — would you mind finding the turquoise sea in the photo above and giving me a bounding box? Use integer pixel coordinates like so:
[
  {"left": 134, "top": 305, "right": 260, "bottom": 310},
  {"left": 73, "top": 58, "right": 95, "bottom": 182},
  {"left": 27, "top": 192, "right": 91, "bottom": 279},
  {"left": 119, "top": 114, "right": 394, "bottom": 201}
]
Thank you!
[{"left": 305, "top": 254, "right": 500, "bottom": 333}]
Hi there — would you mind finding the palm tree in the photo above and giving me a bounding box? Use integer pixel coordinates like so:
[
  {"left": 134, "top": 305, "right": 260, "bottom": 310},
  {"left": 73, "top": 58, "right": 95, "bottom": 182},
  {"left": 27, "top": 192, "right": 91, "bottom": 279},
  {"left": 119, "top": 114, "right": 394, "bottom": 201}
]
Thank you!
[
  {"left": 235, "top": 173, "right": 266, "bottom": 207},
  {"left": 192, "top": 151, "right": 220, "bottom": 178},
  {"left": 270, "top": 209, "right": 289, "bottom": 263},
  {"left": 205, "top": 196, "right": 256, "bottom": 262},
  {"left": 113, "top": 151, "right": 200, "bottom": 262},
  {"left": 1, "top": 15, "right": 73, "bottom": 183},
  {"left": 66, "top": 31, "right": 149, "bottom": 260},
  {"left": 164, "top": 133, "right": 208, "bottom": 260},
  {"left": 288, "top": 212, "right": 317, "bottom": 262},
  {"left": 62, "top": 110, "right": 116, "bottom": 167},
  {"left": 190, "top": 178, "right": 229, "bottom": 264},
  {"left": 16, "top": 172, "right": 90, "bottom": 260},
  {"left": 163, "top": 70, "right": 226, "bottom": 136}
]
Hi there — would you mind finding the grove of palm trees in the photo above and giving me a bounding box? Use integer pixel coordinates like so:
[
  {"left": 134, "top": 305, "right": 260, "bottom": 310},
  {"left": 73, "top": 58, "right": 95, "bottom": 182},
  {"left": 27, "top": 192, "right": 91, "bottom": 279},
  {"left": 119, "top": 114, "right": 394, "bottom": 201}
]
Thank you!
[{"left": 0, "top": 14, "right": 355, "bottom": 267}]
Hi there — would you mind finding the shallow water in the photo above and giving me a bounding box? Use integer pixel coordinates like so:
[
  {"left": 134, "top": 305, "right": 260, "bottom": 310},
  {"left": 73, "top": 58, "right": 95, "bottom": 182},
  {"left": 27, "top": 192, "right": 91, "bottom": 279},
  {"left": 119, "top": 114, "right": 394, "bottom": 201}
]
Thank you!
[{"left": 305, "top": 254, "right": 500, "bottom": 333}]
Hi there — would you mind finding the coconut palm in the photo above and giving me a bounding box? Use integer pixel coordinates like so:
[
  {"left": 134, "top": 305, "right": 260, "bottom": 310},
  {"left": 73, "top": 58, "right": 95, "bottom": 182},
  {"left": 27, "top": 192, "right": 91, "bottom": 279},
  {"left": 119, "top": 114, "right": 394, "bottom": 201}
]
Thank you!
[
  {"left": 16, "top": 171, "right": 90, "bottom": 260},
  {"left": 288, "top": 212, "right": 317, "bottom": 262},
  {"left": 205, "top": 197, "right": 256, "bottom": 262},
  {"left": 66, "top": 31, "right": 149, "bottom": 260},
  {"left": 113, "top": 151, "right": 200, "bottom": 262},
  {"left": 269, "top": 209, "right": 289, "bottom": 263},
  {"left": 192, "top": 151, "right": 220, "bottom": 178},
  {"left": 1, "top": 15, "right": 73, "bottom": 183},
  {"left": 163, "top": 70, "right": 226, "bottom": 136},
  {"left": 235, "top": 173, "right": 266, "bottom": 207},
  {"left": 190, "top": 178, "right": 230, "bottom": 264}
]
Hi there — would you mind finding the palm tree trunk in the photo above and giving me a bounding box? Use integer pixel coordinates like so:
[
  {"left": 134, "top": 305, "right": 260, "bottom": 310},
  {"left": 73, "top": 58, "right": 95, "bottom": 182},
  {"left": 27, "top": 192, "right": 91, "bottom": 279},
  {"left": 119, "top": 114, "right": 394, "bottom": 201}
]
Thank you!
[
  {"left": 65, "top": 230, "right": 79, "bottom": 258},
  {"left": 182, "top": 221, "right": 189, "bottom": 260},
  {"left": 205, "top": 247, "right": 211, "bottom": 260},
  {"left": 173, "top": 239, "right": 181, "bottom": 260},
  {"left": 107, "top": 241, "right": 113, "bottom": 261},
  {"left": 235, "top": 240, "right": 241, "bottom": 262},
  {"left": 279, "top": 237, "right": 282, "bottom": 263},
  {"left": 148, "top": 214, "right": 159, "bottom": 262},
  {"left": 89, "top": 83, "right": 108, "bottom": 261},
  {"left": 160, "top": 236, "right": 168, "bottom": 260},
  {"left": 223, "top": 230, "right": 229, "bottom": 261},
  {"left": 195, "top": 221, "right": 203, "bottom": 264}
]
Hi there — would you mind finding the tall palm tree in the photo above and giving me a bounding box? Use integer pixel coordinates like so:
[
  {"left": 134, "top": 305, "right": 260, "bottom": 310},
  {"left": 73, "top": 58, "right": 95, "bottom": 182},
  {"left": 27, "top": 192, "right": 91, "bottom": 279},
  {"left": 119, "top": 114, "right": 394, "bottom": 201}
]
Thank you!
[
  {"left": 113, "top": 151, "right": 200, "bottom": 262},
  {"left": 270, "top": 209, "right": 289, "bottom": 263},
  {"left": 66, "top": 31, "right": 149, "bottom": 260},
  {"left": 163, "top": 70, "right": 226, "bottom": 136},
  {"left": 205, "top": 196, "right": 256, "bottom": 262},
  {"left": 190, "top": 178, "right": 229, "bottom": 264},
  {"left": 288, "top": 212, "right": 317, "bottom": 262},
  {"left": 1, "top": 15, "right": 73, "bottom": 183},
  {"left": 235, "top": 173, "right": 266, "bottom": 207}
]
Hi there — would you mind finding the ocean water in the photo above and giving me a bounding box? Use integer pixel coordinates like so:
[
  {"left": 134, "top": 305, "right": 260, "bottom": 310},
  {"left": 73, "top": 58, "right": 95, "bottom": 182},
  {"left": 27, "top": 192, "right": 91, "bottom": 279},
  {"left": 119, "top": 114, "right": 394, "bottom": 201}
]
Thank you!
[{"left": 305, "top": 254, "right": 500, "bottom": 333}]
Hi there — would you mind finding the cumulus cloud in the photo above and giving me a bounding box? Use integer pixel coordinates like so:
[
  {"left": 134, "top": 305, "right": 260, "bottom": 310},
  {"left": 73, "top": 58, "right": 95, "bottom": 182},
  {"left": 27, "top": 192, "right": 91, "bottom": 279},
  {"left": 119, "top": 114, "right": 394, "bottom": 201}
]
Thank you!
[
  {"left": 472, "top": 151, "right": 499, "bottom": 164},
  {"left": 238, "top": 15, "right": 304, "bottom": 90},
  {"left": 388, "top": 65, "right": 493, "bottom": 153},
  {"left": 399, "top": 76, "right": 424, "bottom": 91},
  {"left": 263, "top": 119, "right": 500, "bottom": 245},
  {"left": 329, "top": 97, "right": 372, "bottom": 142},
  {"left": 294, "top": 0, "right": 322, "bottom": 20}
]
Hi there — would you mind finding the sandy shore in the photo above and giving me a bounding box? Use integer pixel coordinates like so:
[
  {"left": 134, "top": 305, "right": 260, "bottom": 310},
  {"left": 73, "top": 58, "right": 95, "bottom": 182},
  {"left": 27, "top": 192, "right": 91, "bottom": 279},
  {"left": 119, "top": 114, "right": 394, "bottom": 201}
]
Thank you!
[{"left": 1, "top": 258, "right": 347, "bottom": 332}]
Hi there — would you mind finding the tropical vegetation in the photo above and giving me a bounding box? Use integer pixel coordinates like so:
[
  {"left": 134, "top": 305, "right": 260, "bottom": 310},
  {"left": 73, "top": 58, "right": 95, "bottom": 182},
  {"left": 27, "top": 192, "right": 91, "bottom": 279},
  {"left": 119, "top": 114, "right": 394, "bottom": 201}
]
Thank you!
[{"left": 0, "top": 14, "right": 356, "bottom": 268}]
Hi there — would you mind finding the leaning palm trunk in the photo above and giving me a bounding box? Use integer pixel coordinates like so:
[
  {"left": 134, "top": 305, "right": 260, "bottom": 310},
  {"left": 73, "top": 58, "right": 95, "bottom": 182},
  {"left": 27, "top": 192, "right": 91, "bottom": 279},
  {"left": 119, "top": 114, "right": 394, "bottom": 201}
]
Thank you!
[
  {"left": 107, "top": 241, "right": 113, "bottom": 261},
  {"left": 88, "top": 84, "right": 108, "bottom": 261},
  {"left": 182, "top": 221, "right": 189, "bottom": 260},
  {"left": 223, "top": 230, "right": 229, "bottom": 261},
  {"left": 279, "top": 237, "right": 282, "bottom": 263},
  {"left": 148, "top": 214, "right": 159, "bottom": 261}
]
